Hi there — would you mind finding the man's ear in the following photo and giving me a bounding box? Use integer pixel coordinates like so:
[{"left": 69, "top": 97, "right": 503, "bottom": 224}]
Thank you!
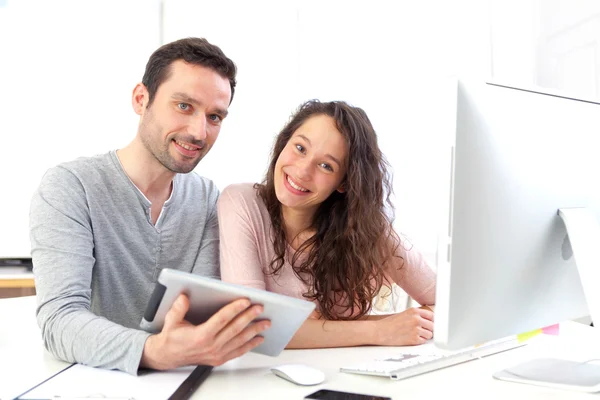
[{"left": 132, "top": 83, "right": 149, "bottom": 116}]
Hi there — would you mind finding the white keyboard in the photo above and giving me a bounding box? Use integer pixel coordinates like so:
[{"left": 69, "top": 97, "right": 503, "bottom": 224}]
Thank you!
[{"left": 340, "top": 336, "right": 526, "bottom": 380}]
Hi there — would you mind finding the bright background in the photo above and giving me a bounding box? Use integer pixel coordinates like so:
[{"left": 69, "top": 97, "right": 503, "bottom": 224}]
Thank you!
[{"left": 1, "top": 0, "right": 597, "bottom": 271}]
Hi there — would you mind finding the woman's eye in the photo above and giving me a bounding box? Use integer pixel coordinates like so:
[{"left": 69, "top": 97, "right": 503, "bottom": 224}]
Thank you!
[
  {"left": 178, "top": 103, "right": 190, "bottom": 111},
  {"left": 320, "top": 163, "right": 333, "bottom": 172},
  {"left": 295, "top": 144, "right": 305, "bottom": 153}
]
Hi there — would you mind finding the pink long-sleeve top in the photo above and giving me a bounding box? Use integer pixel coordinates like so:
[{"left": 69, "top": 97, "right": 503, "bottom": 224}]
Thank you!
[{"left": 217, "top": 183, "right": 436, "bottom": 314}]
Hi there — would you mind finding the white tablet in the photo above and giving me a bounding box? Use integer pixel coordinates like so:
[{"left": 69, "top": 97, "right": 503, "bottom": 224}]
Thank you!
[{"left": 140, "top": 268, "right": 316, "bottom": 357}]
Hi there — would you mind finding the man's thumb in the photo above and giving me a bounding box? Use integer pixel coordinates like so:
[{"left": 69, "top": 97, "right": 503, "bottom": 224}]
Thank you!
[{"left": 164, "top": 294, "right": 189, "bottom": 330}]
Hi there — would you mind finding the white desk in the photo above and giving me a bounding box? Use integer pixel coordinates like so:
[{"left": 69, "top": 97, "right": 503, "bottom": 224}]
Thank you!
[{"left": 1, "top": 296, "right": 598, "bottom": 400}]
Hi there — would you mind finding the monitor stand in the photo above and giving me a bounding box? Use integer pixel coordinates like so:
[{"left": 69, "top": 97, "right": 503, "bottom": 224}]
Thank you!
[
  {"left": 493, "top": 207, "right": 600, "bottom": 393},
  {"left": 558, "top": 208, "right": 600, "bottom": 327}
]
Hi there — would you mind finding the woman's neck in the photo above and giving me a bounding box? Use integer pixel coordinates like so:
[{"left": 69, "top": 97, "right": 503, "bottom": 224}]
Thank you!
[{"left": 281, "top": 205, "right": 316, "bottom": 250}]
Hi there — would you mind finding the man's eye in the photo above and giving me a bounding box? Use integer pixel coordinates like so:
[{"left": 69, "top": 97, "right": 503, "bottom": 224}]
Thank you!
[
  {"left": 178, "top": 103, "right": 190, "bottom": 111},
  {"left": 208, "top": 114, "right": 222, "bottom": 122}
]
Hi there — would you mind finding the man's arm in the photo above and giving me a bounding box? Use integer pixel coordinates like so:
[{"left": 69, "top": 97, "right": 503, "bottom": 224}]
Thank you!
[
  {"left": 32, "top": 170, "right": 270, "bottom": 374},
  {"left": 192, "top": 187, "right": 220, "bottom": 278},
  {"left": 30, "top": 167, "right": 150, "bottom": 374}
]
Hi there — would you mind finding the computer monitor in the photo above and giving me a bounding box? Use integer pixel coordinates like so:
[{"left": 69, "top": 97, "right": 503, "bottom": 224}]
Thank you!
[{"left": 434, "top": 80, "right": 600, "bottom": 362}]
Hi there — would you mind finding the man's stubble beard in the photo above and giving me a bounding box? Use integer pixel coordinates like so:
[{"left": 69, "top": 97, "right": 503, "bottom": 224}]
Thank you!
[{"left": 138, "top": 106, "right": 202, "bottom": 174}]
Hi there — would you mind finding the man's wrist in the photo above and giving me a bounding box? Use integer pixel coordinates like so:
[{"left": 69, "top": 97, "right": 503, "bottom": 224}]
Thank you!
[{"left": 141, "top": 334, "right": 164, "bottom": 370}]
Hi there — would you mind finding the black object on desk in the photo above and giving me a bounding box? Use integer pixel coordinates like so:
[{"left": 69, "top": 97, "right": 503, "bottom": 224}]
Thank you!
[
  {"left": 168, "top": 365, "right": 213, "bottom": 400},
  {"left": 0, "top": 257, "right": 33, "bottom": 271}
]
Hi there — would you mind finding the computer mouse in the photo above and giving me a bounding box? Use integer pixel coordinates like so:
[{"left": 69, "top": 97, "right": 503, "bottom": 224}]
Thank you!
[{"left": 270, "top": 363, "right": 325, "bottom": 386}]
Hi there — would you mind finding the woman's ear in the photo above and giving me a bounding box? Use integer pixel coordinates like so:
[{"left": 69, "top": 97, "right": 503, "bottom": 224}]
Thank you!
[{"left": 336, "top": 184, "right": 346, "bottom": 194}]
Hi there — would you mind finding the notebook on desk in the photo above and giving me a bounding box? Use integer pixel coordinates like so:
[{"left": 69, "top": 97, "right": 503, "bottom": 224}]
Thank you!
[
  {"left": 16, "top": 363, "right": 211, "bottom": 400},
  {"left": 340, "top": 336, "right": 526, "bottom": 380}
]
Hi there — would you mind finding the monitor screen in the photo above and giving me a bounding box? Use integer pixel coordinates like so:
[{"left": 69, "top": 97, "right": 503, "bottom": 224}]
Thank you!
[{"left": 434, "top": 80, "right": 600, "bottom": 351}]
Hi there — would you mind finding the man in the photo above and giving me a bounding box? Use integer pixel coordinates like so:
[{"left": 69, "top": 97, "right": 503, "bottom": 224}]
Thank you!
[{"left": 29, "top": 37, "right": 270, "bottom": 375}]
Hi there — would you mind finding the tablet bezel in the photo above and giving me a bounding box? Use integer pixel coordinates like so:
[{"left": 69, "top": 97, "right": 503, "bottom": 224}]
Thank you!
[{"left": 140, "top": 268, "right": 316, "bottom": 357}]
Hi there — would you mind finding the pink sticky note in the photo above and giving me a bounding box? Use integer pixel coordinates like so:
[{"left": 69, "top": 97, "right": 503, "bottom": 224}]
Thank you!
[{"left": 541, "top": 323, "right": 560, "bottom": 336}]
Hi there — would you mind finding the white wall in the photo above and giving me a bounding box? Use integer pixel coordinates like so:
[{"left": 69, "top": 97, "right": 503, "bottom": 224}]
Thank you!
[
  {"left": 0, "top": 0, "right": 160, "bottom": 257},
  {"left": 0, "top": 0, "right": 490, "bottom": 260},
  {"left": 490, "top": 0, "right": 600, "bottom": 102},
  {"left": 163, "top": 0, "right": 491, "bottom": 263}
]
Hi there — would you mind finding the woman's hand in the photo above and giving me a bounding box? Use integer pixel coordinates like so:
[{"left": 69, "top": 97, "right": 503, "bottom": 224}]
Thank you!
[
  {"left": 419, "top": 304, "right": 435, "bottom": 313},
  {"left": 373, "top": 307, "right": 434, "bottom": 346}
]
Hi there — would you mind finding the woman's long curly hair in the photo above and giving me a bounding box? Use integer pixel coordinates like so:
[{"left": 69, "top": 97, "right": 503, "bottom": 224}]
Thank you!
[{"left": 256, "top": 100, "right": 402, "bottom": 320}]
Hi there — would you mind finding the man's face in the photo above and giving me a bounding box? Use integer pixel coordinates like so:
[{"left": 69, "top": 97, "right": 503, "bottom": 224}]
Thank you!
[{"left": 133, "top": 60, "right": 231, "bottom": 173}]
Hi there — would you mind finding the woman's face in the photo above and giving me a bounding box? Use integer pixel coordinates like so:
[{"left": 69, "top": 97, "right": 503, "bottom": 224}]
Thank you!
[{"left": 274, "top": 114, "right": 348, "bottom": 214}]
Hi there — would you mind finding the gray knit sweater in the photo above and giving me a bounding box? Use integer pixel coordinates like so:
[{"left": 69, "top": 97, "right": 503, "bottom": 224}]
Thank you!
[{"left": 29, "top": 151, "right": 219, "bottom": 374}]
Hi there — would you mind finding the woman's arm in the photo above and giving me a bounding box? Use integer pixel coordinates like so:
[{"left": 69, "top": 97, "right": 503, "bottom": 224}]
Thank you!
[
  {"left": 287, "top": 318, "right": 376, "bottom": 348},
  {"left": 217, "top": 185, "right": 268, "bottom": 290},
  {"left": 287, "top": 306, "right": 434, "bottom": 348},
  {"left": 218, "top": 187, "right": 435, "bottom": 348},
  {"left": 386, "top": 241, "right": 437, "bottom": 307}
]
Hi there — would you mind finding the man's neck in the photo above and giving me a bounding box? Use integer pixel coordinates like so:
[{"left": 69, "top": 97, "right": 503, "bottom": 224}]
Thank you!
[{"left": 116, "top": 140, "right": 175, "bottom": 203}]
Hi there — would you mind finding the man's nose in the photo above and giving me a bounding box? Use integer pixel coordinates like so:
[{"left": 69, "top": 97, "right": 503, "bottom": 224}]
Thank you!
[{"left": 189, "top": 115, "right": 208, "bottom": 141}]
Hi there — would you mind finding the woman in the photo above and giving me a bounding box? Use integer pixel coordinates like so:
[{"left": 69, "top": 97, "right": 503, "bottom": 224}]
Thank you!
[{"left": 218, "top": 100, "right": 436, "bottom": 348}]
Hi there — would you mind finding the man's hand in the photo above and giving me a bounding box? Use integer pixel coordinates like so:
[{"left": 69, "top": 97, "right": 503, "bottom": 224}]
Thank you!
[{"left": 141, "top": 294, "right": 271, "bottom": 370}]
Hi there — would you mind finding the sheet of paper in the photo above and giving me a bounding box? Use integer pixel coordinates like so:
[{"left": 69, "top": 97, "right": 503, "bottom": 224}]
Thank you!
[{"left": 20, "top": 364, "right": 195, "bottom": 400}]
